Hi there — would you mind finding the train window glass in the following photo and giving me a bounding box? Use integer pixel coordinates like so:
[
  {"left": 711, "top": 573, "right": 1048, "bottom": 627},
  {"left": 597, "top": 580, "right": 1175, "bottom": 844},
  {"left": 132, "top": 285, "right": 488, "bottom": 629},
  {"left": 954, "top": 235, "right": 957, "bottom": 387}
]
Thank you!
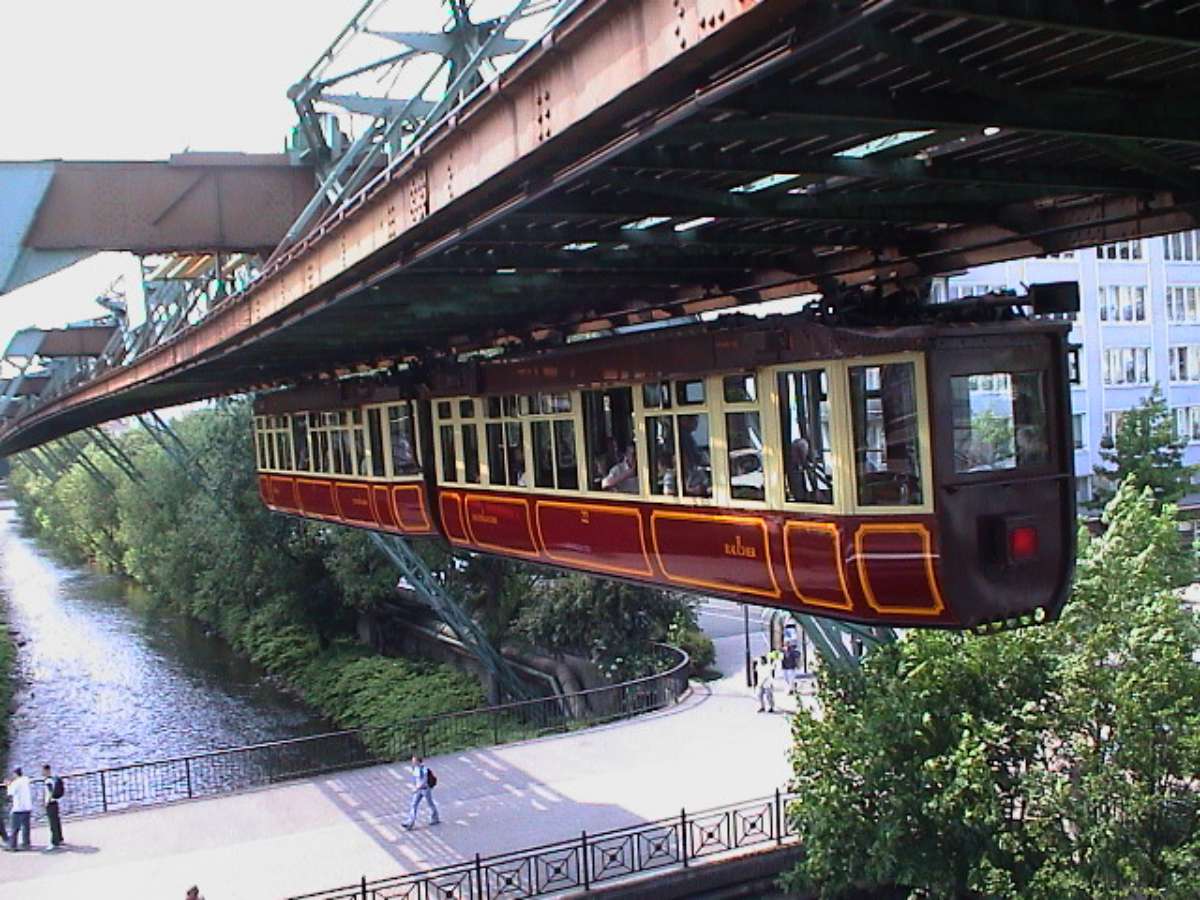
[
  {"left": 641, "top": 378, "right": 711, "bottom": 498},
  {"left": 482, "top": 398, "right": 527, "bottom": 486},
  {"left": 292, "top": 417, "right": 310, "bottom": 471},
  {"left": 532, "top": 421, "right": 555, "bottom": 488},
  {"left": 353, "top": 428, "right": 367, "bottom": 476},
  {"left": 724, "top": 374, "right": 757, "bottom": 404},
  {"left": 461, "top": 424, "right": 481, "bottom": 483},
  {"left": 554, "top": 419, "right": 579, "bottom": 489},
  {"left": 777, "top": 369, "right": 835, "bottom": 505},
  {"left": 266, "top": 431, "right": 277, "bottom": 469},
  {"left": 950, "top": 372, "right": 1049, "bottom": 473},
  {"left": 387, "top": 404, "right": 420, "bottom": 475},
  {"left": 439, "top": 424, "right": 457, "bottom": 481},
  {"left": 437, "top": 400, "right": 452, "bottom": 419},
  {"left": 676, "top": 379, "right": 706, "bottom": 406},
  {"left": 313, "top": 430, "right": 330, "bottom": 473},
  {"left": 647, "top": 416, "right": 677, "bottom": 496},
  {"left": 276, "top": 433, "right": 293, "bottom": 471},
  {"left": 485, "top": 423, "right": 507, "bottom": 483},
  {"left": 850, "top": 363, "right": 923, "bottom": 506},
  {"left": 331, "top": 429, "right": 351, "bottom": 475},
  {"left": 460, "top": 399, "right": 475, "bottom": 419},
  {"left": 643, "top": 382, "right": 672, "bottom": 410},
  {"left": 726, "top": 412, "right": 764, "bottom": 501},
  {"left": 367, "top": 408, "right": 385, "bottom": 477},
  {"left": 584, "top": 386, "right": 636, "bottom": 492}
]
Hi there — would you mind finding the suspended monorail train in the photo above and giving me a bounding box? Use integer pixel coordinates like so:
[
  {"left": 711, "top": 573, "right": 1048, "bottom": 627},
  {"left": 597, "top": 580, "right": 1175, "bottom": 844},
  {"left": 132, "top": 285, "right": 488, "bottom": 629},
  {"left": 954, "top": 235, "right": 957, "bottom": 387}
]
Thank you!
[{"left": 252, "top": 306, "right": 1076, "bottom": 631}]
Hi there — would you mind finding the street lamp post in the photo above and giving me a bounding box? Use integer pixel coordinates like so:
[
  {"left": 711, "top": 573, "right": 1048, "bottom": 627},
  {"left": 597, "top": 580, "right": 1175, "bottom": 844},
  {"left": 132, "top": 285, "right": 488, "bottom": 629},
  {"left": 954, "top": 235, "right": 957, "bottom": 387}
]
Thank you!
[{"left": 744, "top": 603, "right": 753, "bottom": 687}]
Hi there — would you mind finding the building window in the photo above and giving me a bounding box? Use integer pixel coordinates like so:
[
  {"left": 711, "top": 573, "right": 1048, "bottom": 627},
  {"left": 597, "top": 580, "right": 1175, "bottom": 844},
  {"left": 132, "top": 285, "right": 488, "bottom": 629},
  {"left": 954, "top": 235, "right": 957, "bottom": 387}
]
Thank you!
[
  {"left": 1167, "top": 286, "right": 1200, "bottom": 323},
  {"left": 1102, "top": 347, "right": 1151, "bottom": 385},
  {"left": 1098, "top": 240, "right": 1143, "bottom": 261},
  {"left": 1097, "top": 285, "right": 1147, "bottom": 323},
  {"left": 1104, "top": 411, "right": 1124, "bottom": 442},
  {"left": 1170, "top": 345, "right": 1200, "bottom": 383},
  {"left": 1075, "top": 475, "right": 1093, "bottom": 505},
  {"left": 1040, "top": 251, "right": 1075, "bottom": 260},
  {"left": 1072, "top": 413, "right": 1086, "bottom": 450},
  {"left": 1164, "top": 230, "right": 1200, "bottom": 262},
  {"left": 1176, "top": 406, "right": 1200, "bottom": 443}
]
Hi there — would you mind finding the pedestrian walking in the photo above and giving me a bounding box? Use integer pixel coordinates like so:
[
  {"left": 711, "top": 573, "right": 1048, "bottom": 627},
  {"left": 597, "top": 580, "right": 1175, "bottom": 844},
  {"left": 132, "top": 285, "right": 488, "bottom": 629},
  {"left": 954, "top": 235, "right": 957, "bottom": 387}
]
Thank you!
[
  {"left": 401, "top": 755, "right": 440, "bottom": 830},
  {"left": 42, "top": 764, "right": 64, "bottom": 849},
  {"left": 7, "top": 767, "right": 32, "bottom": 851},
  {"left": 754, "top": 654, "right": 776, "bottom": 713}
]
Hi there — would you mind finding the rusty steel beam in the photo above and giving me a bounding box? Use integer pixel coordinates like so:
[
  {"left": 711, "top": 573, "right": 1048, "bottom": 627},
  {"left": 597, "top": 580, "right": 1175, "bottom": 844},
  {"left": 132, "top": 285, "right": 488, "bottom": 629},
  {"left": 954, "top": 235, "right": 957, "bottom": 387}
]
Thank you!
[
  {"left": 23, "top": 154, "right": 314, "bottom": 254},
  {"left": 34, "top": 327, "right": 118, "bottom": 357},
  {"left": 1, "top": 0, "right": 819, "bottom": 435}
]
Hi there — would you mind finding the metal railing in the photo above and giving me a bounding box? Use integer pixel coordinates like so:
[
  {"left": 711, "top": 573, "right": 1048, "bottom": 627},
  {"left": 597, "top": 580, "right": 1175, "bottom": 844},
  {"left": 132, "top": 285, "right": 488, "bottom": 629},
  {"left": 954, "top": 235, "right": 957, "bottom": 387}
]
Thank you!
[
  {"left": 36, "top": 645, "right": 689, "bottom": 822},
  {"left": 289, "top": 789, "right": 797, "bottom": 900}
]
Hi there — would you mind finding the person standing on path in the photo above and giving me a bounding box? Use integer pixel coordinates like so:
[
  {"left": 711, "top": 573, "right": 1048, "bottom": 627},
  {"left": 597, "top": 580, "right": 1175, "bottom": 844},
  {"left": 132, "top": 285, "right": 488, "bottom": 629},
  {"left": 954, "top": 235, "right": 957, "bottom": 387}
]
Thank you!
[
  {"left": 754, "top": 654, "right": 776, "bottom": 713},
  {"left": 0, "top": 782, "right": 8, "bottom": 845},
  {"left": 401, "top": 755, "right": 439, "bottom": 830},
  {"left": 41, "top": 764, "right": 64, "bottom": 849},
  {"left": 7, "top": 767, "right": 32, "bottom": 850}
]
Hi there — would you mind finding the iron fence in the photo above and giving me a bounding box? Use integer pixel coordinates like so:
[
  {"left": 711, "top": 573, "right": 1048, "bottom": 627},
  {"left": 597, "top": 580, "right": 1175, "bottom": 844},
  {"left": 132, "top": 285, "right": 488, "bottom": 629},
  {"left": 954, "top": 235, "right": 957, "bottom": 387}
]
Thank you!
[
  {"left": 32, "top": 645, "right": 689, "bottom": 822},
  {"left": 289, "top": 789, "right": 797, "bottom": 900}
]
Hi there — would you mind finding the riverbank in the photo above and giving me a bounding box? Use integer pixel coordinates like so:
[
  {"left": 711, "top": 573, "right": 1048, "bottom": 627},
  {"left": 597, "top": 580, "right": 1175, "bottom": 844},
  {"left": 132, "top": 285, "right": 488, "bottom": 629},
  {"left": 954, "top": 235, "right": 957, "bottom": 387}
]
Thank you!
[{"left": 0, "top": 595, "right": 14, "bottom": 752}]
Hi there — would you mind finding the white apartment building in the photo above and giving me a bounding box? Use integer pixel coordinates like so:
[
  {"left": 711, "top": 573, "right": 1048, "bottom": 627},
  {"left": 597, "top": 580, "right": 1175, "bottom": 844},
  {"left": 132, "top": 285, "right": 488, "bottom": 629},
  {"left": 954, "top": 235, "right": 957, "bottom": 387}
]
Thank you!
[{"left": 946, "top": 230, "right": 1200, "bottom": 509}]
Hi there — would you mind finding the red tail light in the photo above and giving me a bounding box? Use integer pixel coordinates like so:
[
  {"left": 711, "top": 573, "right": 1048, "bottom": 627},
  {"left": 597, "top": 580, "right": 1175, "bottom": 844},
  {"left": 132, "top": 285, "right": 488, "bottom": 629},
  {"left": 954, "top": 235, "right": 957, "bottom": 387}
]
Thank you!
[{"left": 1008, "top": 524, "right": 1039, "bottom": 563}]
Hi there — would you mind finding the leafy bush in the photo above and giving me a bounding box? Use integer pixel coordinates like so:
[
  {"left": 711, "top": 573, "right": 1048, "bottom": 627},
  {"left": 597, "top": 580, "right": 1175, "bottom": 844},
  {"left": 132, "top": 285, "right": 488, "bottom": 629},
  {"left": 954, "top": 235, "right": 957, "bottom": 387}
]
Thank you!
[{"left": 783, "top": 479, "right": 1200, "bottom": 899}]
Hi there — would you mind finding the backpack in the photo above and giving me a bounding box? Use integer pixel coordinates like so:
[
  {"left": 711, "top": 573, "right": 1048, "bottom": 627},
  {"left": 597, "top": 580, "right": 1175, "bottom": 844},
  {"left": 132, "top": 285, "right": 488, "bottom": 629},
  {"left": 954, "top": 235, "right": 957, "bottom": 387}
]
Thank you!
[
  {"left": 51, "top": 777, "right": 65, "bottom": 800},
  {"left": 425, "top": 768, "right": 437, "bottom": 789}
]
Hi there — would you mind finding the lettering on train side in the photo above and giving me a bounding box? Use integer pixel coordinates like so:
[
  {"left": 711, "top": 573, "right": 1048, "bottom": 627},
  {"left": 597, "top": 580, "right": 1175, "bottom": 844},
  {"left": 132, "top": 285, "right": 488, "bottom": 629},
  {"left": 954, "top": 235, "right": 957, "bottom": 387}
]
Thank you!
[
  {"left": 724, "top": 534, "right": 758, "bottom": 559},
  {"left": 472, "top": 512, "right": 500, "bottom": 525}
]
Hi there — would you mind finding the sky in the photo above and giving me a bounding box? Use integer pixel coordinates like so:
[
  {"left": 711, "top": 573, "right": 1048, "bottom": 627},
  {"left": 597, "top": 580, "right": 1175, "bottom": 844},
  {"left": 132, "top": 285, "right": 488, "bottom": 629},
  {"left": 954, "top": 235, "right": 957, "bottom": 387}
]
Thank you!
[{"left": 0, "top": 0, "right": 361, "bottom": 356}]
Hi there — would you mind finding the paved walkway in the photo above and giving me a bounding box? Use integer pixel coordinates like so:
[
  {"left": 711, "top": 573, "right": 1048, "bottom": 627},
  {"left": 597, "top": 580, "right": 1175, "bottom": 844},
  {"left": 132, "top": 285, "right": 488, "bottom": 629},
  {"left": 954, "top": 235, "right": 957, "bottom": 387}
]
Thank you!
[{"left": 4, "top": 601, "right": 798, "bottom": 899}]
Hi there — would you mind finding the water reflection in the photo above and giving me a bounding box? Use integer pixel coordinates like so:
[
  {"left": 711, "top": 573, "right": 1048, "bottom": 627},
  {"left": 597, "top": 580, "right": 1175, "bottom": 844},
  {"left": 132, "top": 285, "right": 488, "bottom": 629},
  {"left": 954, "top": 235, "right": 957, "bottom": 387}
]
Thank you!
[{"left": 0, "top": 494, "right": 327, "bottom": 774}]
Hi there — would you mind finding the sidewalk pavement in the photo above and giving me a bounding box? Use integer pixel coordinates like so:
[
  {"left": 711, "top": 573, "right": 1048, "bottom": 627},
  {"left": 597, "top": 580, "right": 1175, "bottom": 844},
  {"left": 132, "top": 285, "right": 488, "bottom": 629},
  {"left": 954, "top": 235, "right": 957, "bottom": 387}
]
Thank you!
[{"left": 4, "top": 604, "right": 796, "bottom": 899}]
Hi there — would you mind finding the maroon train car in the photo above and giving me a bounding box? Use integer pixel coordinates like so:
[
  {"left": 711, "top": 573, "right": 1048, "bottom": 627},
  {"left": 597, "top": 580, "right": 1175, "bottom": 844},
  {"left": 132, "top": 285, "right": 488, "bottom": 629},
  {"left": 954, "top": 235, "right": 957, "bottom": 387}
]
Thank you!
[{"left": 253, "top": 313, "right": 1075, "bottom": 631}]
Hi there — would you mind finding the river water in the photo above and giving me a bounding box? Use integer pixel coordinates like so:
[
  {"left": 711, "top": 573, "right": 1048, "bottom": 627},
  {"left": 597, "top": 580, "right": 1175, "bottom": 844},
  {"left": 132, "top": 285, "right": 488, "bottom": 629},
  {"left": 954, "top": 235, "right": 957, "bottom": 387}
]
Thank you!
[{"left": 0, "top": 492, "right": 327, "bottom": 775}]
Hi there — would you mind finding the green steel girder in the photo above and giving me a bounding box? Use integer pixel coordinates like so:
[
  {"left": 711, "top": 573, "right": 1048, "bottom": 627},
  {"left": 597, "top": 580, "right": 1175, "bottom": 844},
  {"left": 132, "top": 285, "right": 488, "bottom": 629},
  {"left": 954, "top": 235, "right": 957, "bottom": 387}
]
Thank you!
[
  {"left": 470, "top": 222, "right": 906, "bottom": 251},
  {"left": 616, "top": 146, "right": 1167, "bottom": 195},
  {"left": 904, "top": 0, "right": 1200, "bottom": 49},
  {"left": 730, "top": 88, "right": 1200, "bottom": 147}
]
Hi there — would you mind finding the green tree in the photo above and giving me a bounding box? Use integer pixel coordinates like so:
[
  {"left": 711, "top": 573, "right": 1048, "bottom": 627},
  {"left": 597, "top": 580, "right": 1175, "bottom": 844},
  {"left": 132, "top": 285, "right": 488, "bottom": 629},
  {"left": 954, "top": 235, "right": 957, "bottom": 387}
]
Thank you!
[
  {"left": 782, "top": 478, "right": 1200, "bottom": 899},
  {"left": 515, "top": 573, "right": 700, "bottom": 679},
  {"left": 1093, "top": 384, "right": 1193, "bottom": 509}
]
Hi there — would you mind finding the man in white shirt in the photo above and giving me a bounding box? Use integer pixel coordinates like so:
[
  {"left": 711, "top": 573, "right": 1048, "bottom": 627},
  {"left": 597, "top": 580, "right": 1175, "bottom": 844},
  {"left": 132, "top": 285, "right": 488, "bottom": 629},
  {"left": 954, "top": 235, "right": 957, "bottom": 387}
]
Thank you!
[
  {"left": 7, "top": 767, "right": 33, "bottom": 851},
  {"left": 401, "top": 755, "right": 440, "bottom": 830}
]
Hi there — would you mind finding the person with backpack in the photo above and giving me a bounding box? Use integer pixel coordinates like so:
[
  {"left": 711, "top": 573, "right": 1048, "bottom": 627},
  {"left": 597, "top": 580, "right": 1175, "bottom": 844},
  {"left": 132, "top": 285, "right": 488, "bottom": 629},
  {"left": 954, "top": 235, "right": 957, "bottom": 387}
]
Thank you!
[
  {"left": 41, "top": 764, "right": 64, "bottom": 849},
  {"left": 401, "top": 755, "right": 439, "bottom": 830}
]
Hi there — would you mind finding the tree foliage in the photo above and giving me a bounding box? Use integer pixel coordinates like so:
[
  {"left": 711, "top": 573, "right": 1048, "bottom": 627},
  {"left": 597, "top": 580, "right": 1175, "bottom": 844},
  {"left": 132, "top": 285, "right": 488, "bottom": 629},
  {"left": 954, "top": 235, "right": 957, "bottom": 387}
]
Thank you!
[
  {"left": 783, "top": 478, "right": 1200, "bottom": 899},
  {"left": 515, "top": 573, "right": 707, "bottom": 678},
  {"left": 1093, "top": 385, "right": 1193, "bottom": 509}
]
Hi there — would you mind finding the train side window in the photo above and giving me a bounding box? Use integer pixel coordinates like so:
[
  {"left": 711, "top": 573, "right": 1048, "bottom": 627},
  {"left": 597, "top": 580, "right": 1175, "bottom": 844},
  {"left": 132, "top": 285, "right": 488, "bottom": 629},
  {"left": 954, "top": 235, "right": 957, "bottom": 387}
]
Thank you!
[
  {"left": 482, "top": 395, "right": 526, "bottom": 486},
  {"left": 461, "top": 423, "right": 481, "bottom": 483},
  {"left": 387, "top": 404, "right": 420, "bottom": 476},
  {"left": 528, "top": 393, "right": 578, "bottom": 490},
  {"left": 951, "top": 371, "right": 1049, "bottom": 473},
  {"left": 849, "top": 362, "right": 923, "bottom": 506},
  {"left": 584, "top": 387, "right": 636, "bottom": 493},
  {"left": 641, "top": 379, "right": 711, "bottom": 499},
  {"left": 309, "top": 412, "right": 330, "bottom": 473},
  {"left": 777, "top": 369, "right": 834, "bottom": 505},
  {"left": 439, "top": 424, "right": 458, "bottom": 482},
  {"left": 367, "top": 408, "right": 386, "bottom": 477},
  {"left": 724, "top": 374, "right": 763, "bottom": 502},
  {"left": 292, "top": 416, "right": 310, "bottom": 471}
]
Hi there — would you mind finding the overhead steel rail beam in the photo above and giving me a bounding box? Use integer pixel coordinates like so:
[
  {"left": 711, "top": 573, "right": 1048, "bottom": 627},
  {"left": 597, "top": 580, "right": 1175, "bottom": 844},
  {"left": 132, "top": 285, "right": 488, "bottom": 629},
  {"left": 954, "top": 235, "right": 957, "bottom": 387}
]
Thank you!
[{"left": 3, "top": 0, "right": 1200, "bottom": 454}]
